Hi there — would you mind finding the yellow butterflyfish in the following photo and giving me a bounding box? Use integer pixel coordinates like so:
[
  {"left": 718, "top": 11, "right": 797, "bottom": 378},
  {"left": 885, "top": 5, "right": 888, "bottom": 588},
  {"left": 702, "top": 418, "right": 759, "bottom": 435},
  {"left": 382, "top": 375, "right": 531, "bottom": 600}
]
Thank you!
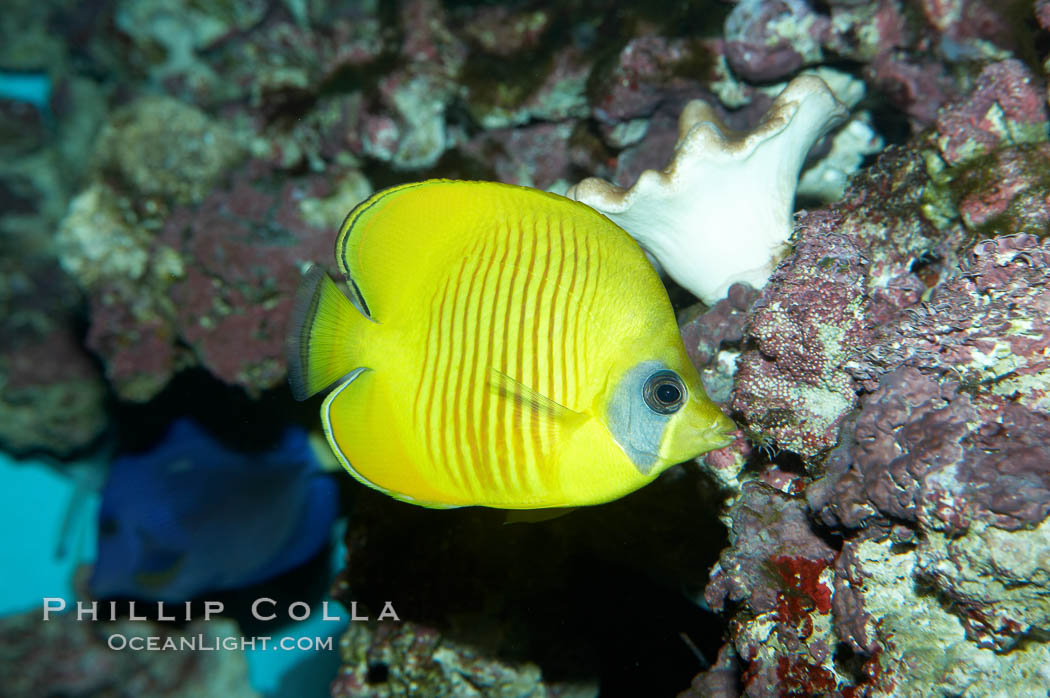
[{"left": 286, "top": 179, "right": 735, "bottom": 510}]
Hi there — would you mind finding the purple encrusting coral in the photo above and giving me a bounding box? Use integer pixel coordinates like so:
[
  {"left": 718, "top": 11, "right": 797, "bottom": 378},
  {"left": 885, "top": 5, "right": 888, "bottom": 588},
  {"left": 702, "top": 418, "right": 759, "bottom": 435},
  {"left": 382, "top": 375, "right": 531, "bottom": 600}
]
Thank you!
[
  {"left": 8, "top": 0, "right": 1050, "bottom": 695},
  {"left": 730, "top": 144, "right": 947, "bottom": 458},
  {"left": 692, "top": 51, "right": 1050, "bottom": 695},
  {"left": 818, "top": 235, "right": 1050, "bottom": 531}
]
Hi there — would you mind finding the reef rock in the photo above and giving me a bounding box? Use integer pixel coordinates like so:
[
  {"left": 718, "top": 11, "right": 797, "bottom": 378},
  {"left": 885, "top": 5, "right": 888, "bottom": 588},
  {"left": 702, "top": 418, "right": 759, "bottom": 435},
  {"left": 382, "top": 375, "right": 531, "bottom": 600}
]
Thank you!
[
  {"left": 695, "top": 56, "right": 1050, "bottom": 696},
  {"left": 57, "top": 162, "right": 370, "bottom": 401},
  {"left": 0, "top": 609, "right": 258, "bottom": 697},
  {"left": 333, "top": 620, "right": 596, "bottom": 698},
  {"left": 0, "top": 255, "right": 106, "bottom": 456}
]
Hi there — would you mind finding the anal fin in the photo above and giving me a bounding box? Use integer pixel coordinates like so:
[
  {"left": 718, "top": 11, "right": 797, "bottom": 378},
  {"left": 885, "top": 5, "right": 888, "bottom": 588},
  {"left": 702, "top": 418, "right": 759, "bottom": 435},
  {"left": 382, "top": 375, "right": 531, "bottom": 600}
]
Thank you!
[{"left": 504, "top": 507, "right": 577, "bottom": 524}]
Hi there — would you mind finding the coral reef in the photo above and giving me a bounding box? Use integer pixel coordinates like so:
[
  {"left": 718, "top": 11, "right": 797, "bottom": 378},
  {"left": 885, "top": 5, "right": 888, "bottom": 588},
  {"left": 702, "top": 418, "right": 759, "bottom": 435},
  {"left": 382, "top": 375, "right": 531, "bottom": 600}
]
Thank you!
[
  {"left": 705, "top": 483, "right": 846, "bottom": 695},
  {"left": 160, "top": 166, "right": 370, "bottom": 395},
  {"left": 832, "top": 536, "right": 1050, "bottom": 696},
  {"left": 95, "top": 96, "right": 245, "bottom": 206},
  {"left": 0, "top": 255, "right": 106, "bottom": 456},
  {"left": 0, "top": 609, "right": 258, "bottom": 697},
  {"left": 693, "top": 52, "right": 1050, "bottom": 696},
  {"left": 57, "top": 151, "right": 370, "bottom": 400},
  {"left": 0, "top": 2, "right": 110, "bottom": 456},
  {"left": 6, "top": 0, "right": 1050, "bottom": 695},
  {"left": 333, "top": 620, "right": 595, "bottom": 698}
]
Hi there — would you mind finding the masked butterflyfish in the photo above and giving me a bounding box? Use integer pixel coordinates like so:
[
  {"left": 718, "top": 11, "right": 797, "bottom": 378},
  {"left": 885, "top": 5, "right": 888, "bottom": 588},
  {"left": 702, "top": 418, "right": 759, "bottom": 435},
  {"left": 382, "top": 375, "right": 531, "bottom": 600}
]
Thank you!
[{"left": 286, "top": 179, "right": 735, "bottom": 510}]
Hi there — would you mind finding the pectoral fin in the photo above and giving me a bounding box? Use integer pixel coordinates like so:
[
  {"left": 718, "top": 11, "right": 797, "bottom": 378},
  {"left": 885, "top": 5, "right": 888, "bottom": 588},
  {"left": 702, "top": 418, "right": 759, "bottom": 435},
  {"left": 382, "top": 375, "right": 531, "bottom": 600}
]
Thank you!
[
  {"left": 488, "top": 368, "right": 589, "bottom": 470},
  {"left": 489, "top": 369, "right": 585, "bottom": 423}
]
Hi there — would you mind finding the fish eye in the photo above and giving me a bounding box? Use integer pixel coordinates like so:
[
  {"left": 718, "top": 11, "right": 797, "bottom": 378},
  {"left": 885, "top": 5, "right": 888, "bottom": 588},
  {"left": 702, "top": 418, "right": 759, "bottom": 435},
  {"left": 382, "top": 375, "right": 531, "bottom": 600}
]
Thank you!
[{"left": 643, "top": 371, "right": 686, "bottom": 414}]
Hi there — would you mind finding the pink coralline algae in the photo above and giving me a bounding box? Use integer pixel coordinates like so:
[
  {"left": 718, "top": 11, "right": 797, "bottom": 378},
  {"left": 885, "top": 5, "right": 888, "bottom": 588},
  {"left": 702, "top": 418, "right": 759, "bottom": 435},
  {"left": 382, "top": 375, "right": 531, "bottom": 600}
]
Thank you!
[
  {"left": 732, "top": 218, "right": 871, "bottom": 457},
  {"left": 865, "top": 53, "right": 960, "bottom": 127},
  {"left": 588, "top": 35, "right": 716, "bottom": 126},
  {"left": 707, "top": 484, "right": 836, "bottom": 617},
  {"left": 808, "top": 366, "right": 980, "bottom": 532},
  {"left": 681, "top": 283, "right": 759, "bottom": 372},
  {"left": 158, "top": 166, "right": 355, "bottom": 395},
  {"left": 722, "top": 0, "right": 1034, "bottom": 131},
  {"left": 0, "top": 258, "right": 107, "bottom": 456},
  {"left": 697, "top": 53, "right": 1050, "bottom": 694},
  {"left": 704, "top": 483, "right": 844, "bottom": 696},
  {"left": 952, "top": 143, "right": 1050, "bottom": 233},
  {"left": 679, "top": 283, "right": 760, "bottom": 411},
  {"left": 61, "top": 156, "right": 365, "bottom": 401},
  {"left": 731, "top": 140, "right": 968, "bottom": 458},
  {"left": 0, "top": 609, "right": 257, "bottom": 697},
  {"left": 724, "top": 0, "right": 828, "bottom": 82},
  {"left": 932, "top": 60, "right": 1049, "bottom": 167},
  {"left": 811, "top": 236, "right": 1050, "bottom": 537},
  {"left": 351, "top": 0, "right": 466, "bottom": 170},
  {"left": 456, "top": 121, "right": 604, "bottom": 191}
]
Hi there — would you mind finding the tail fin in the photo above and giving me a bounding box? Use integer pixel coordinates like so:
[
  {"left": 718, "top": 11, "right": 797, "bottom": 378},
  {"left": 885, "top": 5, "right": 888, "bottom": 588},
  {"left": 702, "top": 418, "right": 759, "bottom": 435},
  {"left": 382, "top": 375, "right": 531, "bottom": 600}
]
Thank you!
[{"left": 286, "top": 265, "right": 369, "bottom": 401}]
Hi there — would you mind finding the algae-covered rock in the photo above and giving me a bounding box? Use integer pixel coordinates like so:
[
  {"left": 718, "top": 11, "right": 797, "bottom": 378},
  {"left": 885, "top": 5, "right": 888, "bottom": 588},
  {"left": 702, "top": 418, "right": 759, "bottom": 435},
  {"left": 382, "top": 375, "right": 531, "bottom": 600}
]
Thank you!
[
  {"left": 0, "top": 609, "right": 259, "bottom": 697},
  {"left": 95, "top": 96, "right": 245, "bottom": 205},
  {"left": 56, "top": 182, "right": 183, "bottom": 402},
  {"left": 0, "top": 256, "right": 106, "bottom": 456},
  {"left": 841, "top": 537, "right": 1050, "bottom": 696}
]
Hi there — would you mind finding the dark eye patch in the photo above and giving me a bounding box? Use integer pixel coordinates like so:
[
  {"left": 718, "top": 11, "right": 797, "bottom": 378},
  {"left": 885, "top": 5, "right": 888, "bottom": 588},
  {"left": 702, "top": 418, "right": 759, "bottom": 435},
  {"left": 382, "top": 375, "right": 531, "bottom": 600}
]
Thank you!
[{"left": 643, "top": 371, "right": 686, "bottom": 414}]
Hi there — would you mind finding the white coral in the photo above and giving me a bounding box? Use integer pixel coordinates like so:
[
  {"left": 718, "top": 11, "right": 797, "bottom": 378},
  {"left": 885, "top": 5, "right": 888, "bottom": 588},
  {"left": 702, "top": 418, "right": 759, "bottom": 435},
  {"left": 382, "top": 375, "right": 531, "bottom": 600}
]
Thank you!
[{"left": 567, "top": 74, "right": 848, "bottom": 305}]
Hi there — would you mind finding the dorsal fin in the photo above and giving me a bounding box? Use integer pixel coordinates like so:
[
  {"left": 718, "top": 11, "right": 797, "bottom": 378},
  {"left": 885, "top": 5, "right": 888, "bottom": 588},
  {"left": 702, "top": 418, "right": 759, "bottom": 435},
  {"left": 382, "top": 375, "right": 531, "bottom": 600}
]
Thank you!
[
  {"left": 335, "top": 180, "right": 445, "bottom": 322},
  {"left": 335, "top": 179, "right": 581, "bottom": 324}
]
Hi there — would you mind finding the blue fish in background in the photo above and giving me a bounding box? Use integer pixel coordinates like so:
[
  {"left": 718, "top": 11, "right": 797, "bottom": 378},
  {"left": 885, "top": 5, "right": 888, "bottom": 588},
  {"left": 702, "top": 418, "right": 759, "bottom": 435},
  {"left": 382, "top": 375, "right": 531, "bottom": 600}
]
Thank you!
[{"left": 90, "top": 419, "right": 339, "bottom": 602}]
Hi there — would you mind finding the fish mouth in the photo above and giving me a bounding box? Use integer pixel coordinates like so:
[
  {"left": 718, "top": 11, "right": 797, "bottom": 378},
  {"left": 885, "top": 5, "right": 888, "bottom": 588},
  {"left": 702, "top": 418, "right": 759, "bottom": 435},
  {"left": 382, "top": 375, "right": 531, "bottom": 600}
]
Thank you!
[{"left": 704, "top": 420, "right": 738, "bottom": 450}]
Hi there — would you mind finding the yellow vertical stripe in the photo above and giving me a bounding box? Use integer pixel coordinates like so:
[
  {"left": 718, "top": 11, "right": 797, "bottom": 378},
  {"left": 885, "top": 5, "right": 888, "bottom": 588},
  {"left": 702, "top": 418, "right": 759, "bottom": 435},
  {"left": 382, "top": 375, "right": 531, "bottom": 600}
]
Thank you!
[
  {"left": 562, "top": 223, "right": 578, "bottom": 409},
  {"left": 444, "top": 257, "right": 475, "bottom": 496},
  {"left": 503, "top": 219, "right": 527, "bottom": 494},
  {"left": 547, "top": 218, "right": 562, "bottom": 406},
  {"left": 415, "top": 294, "right": 436, "bottom": 433},
  {"left": 427, "top": 279, "right": 459, "bottom": 489},
  {"left": 584, "top": 230, "right": 603, "bottom": 375},
  {"left": 572, "top": 231, "right": 589, "bottom": 409},
  {"left": 459, "top": 237, "right": 493, "bottom": 493},
  {"left": 531, "top": 218, "right": 554, "bottom": 487},
  {"left": 515, "top": 214, "right": 541, "bottom": 493},
  {"left": 497, "top": 219, "right": 523, "bottom": 494},
  {"left": 448, "top": 254, "right": 470, "bottom": 491},
  {"left": 482, "top": 222, "right": 511, "bottom": 496}
]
